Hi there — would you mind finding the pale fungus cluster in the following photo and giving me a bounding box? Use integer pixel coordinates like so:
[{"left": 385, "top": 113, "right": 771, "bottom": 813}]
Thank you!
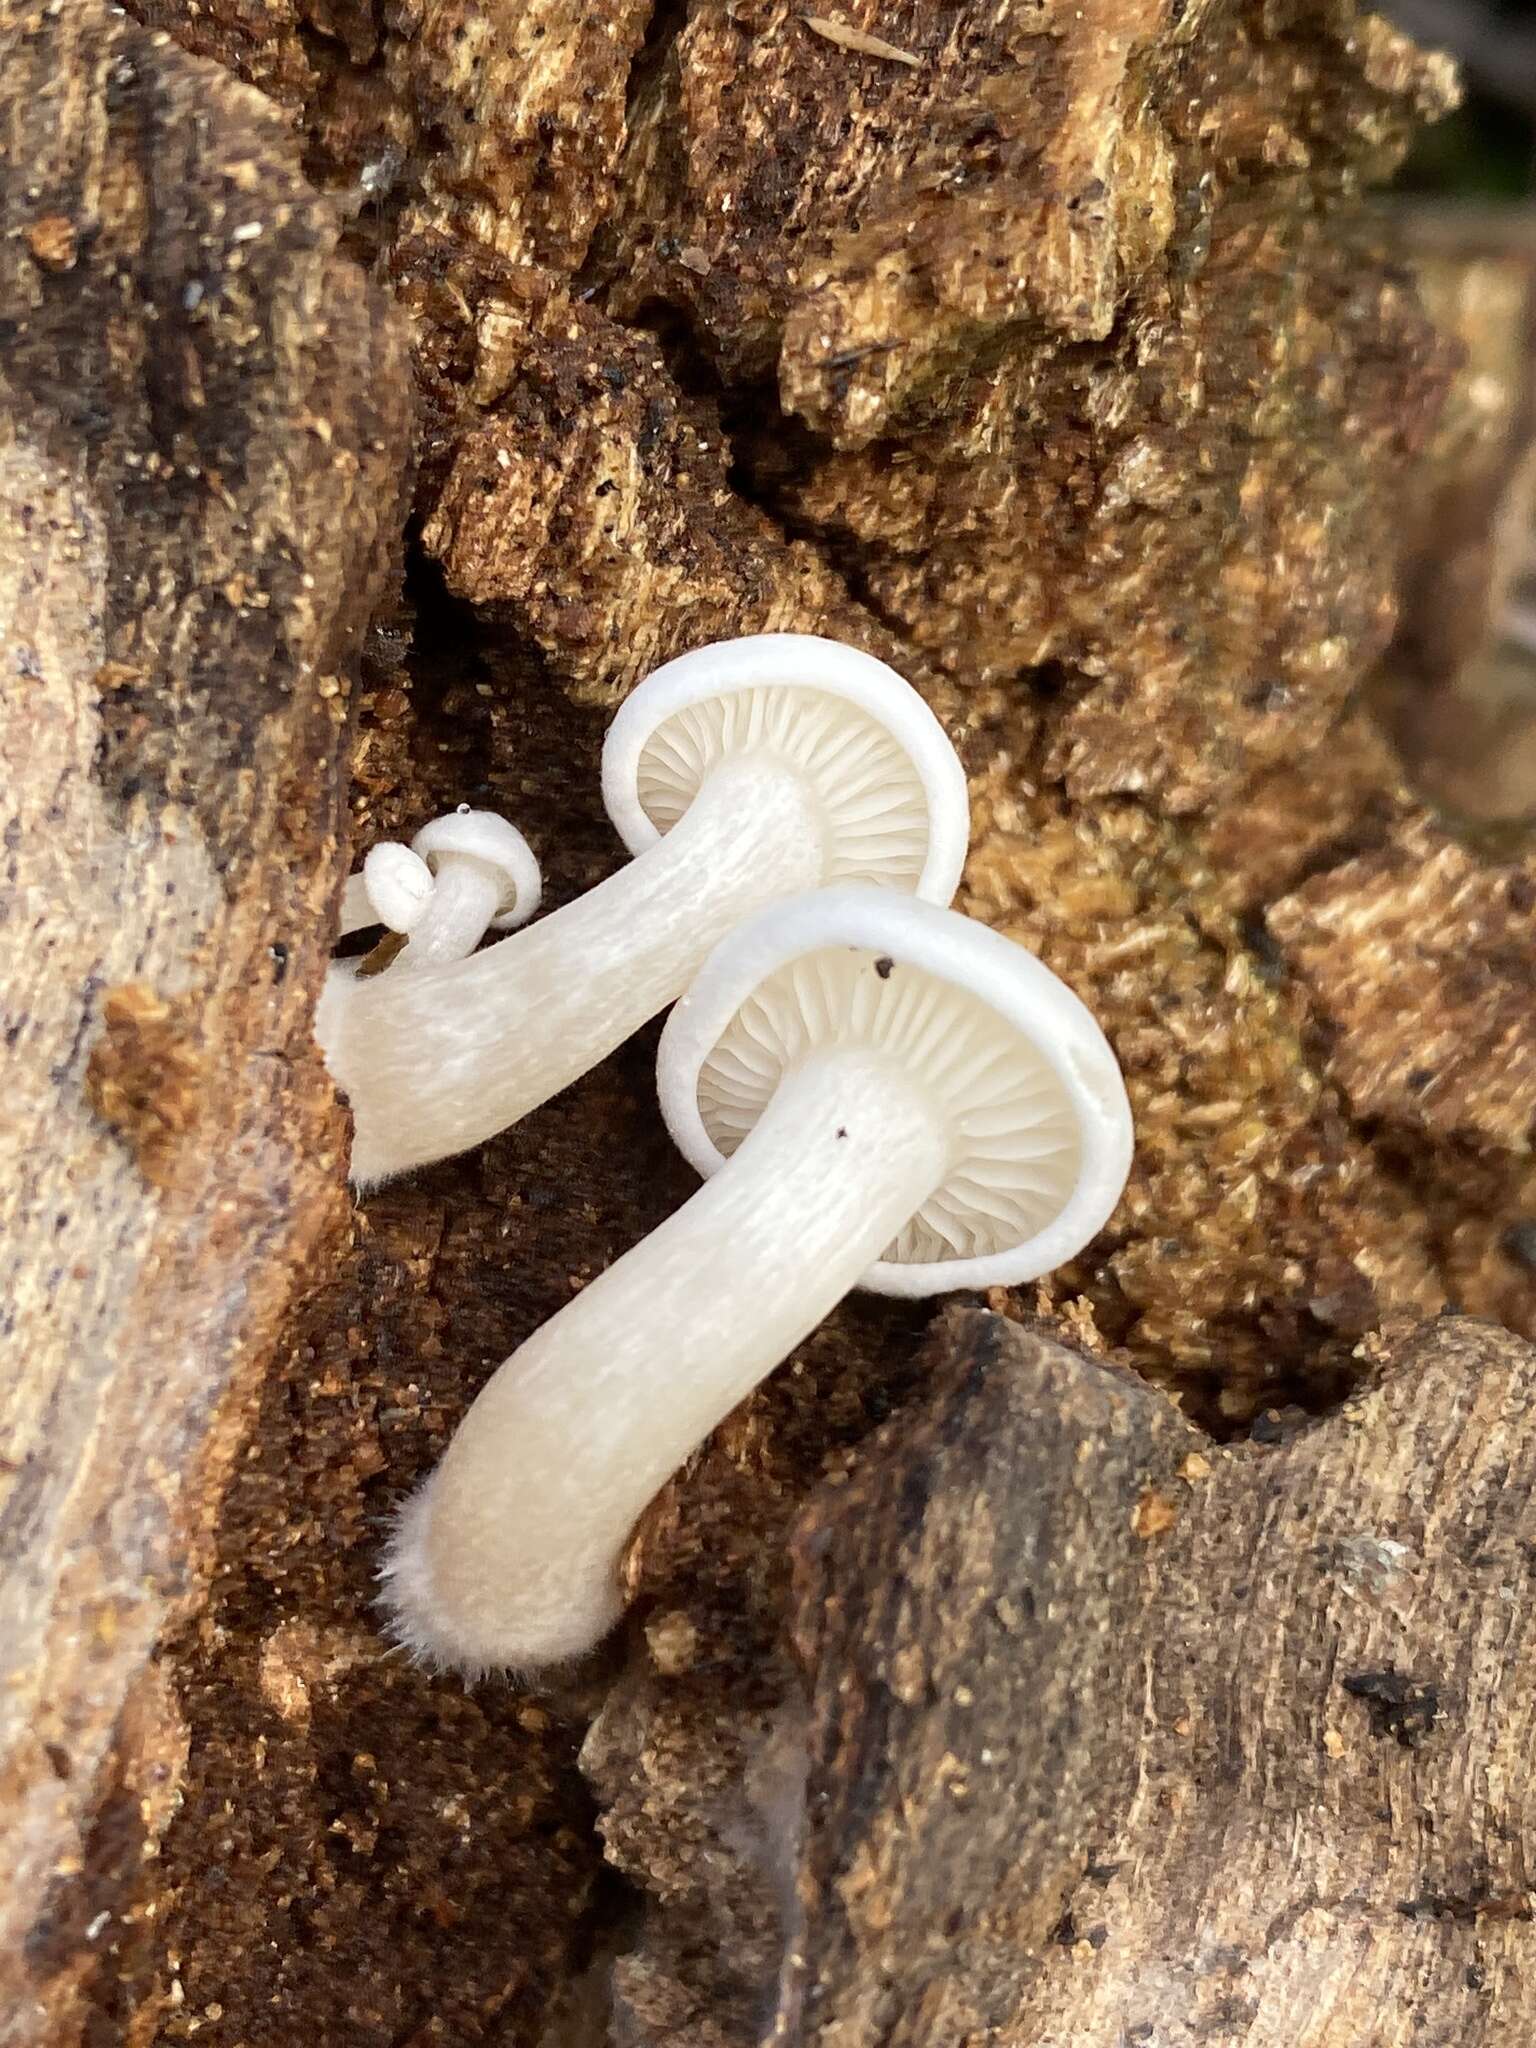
[{"left": 321, "top": 635, "right": 1134, "bottom": 1675}]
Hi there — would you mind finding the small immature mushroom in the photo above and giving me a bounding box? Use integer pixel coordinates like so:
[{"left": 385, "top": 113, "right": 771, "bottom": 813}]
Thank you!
[
  {"left": 335, "top": 815, "right": 539, "bottom": 961},
  {"left": 319, "top": 635, "right": 969, "bottom": 1185},
  {"left": 336, "top": 841, "right": 434, "bottom": 940},
  {"left": 329, "top": 818, "right": 539, "bottom": 1018},
  {"left": 382, "top": 884, "right": 1133, "bottom": 1675},
  {"left": 401, "top": 808, "right": 542, "bottom": 970}
]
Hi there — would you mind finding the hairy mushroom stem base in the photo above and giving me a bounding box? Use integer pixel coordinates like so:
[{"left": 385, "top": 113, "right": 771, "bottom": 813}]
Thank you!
[
  {"left": 323, "top": 754, "right": 827, "bottom": 1185},
  {"left": 382, "top": 1044, "right": 951, "bottom": 1673}
]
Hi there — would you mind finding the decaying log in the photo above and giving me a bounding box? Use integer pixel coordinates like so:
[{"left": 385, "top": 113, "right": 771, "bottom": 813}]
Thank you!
[
  {"left": 0, "top": 5, "right": 410, "bottom": 2038},
  {"left": 589, "top": 1305, "right": 1536, "bottom": 2047},
  {"left": 776, "top": 1307, "right": 1536, "bottom": 2047},
  {"left": 6, "top": 0, "right": 1536, "bottom": 2042}
]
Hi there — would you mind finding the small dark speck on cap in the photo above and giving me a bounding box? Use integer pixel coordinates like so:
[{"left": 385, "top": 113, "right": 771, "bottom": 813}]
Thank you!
[
  {"left": 874, "top": 956, "right": 894, "bottom": 979},
  {"left": 836, "top": 1127, "right": 847, "bottom": 1139}
]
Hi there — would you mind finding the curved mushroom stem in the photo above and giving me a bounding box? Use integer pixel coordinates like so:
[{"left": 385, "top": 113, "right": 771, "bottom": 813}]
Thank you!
[
  {"left": 321, "top": 753, "right": 827, "bottom": 1185},
  {"left": 394, "top": 857, "right": 505, "bottom": 973},
  {"left": 381, "top": 1044, "right": 952, "bottom": 1674}
]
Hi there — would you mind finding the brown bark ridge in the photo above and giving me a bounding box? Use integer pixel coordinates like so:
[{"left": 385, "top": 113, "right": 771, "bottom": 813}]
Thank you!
[
  {"left": 772, "top": 1306, "right": 1536, "bottom": 2047},
  {"left": 1373, "top": 206, "right": 1536, "bottom": 835},
  {"left": 0, "top": 3, "right": 410, "bottom": 2038}
]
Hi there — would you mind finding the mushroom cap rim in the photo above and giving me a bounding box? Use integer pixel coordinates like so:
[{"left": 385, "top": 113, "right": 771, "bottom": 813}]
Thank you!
[
  {"left": 410, "top": 810, "right": 543, "bottom": 930},
  {"left": 601, "top": 634, "right": 969, "bottom": 909},
  {"left": 656, "top": 884, "right": 1134, "bottom": 1298}
]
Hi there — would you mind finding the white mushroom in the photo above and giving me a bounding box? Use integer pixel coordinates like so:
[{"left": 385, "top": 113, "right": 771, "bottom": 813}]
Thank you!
[
  {"left": 400, "top": 808, "right": 542, "bottom": 970},
  {"left": 327, "top": 817, "right": 540, "bottom": 1048},
  {"left": 318, "top": 635, "right": 969, "bottom": 1186},
  {"left": 381, "top": 884, "right": 1133, "bottom": 1676},
  {"left": 336, "top": 842, "right": 434, "bottom": 940},
  {"left": 338, "top": 816, "right": 540, "bottom": 960}
]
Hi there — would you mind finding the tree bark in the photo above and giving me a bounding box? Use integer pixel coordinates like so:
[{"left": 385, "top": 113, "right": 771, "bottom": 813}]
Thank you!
[
  {"left": 779, "top": 1306, "right": 1536, "bottom": 2047},
  {"left": 0, "top": 5, "right": 410, "bottom": 2037},
  {"left": 1362, "top": 205, "right": 1536, "bottom": 840},
  {"left": 4, "top": 0, "right": 1536, "bottom": 2043}
]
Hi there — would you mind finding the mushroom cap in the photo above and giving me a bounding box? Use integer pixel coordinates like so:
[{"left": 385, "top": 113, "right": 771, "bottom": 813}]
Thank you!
[
  {"left": 657, "top": 886, "right": 1133, "bottom": 1297},
  {"left": 411, "top": 809, "right": 542, "bottom": 931},
  {"left": 602, "top": 634, "right": 968, "bottom": 907},
  {"left": 361, "top": 842, "right": 434, "bottom": 934}
]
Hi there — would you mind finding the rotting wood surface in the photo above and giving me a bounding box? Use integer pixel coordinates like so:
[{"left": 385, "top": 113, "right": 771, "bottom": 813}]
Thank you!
[
  {"left": 779, "top": 1308, "right": 1536, "bottom": 2048},
  {"left": 4, "top": 0, "right": 1536, "bottom": 2042},
  {"left": 0, "top": 5, "right": 410, "bottom": 2037}
]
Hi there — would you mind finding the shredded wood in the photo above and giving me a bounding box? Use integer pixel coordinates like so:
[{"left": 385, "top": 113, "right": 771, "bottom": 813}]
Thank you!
[{"left": 802, "top": 14, "right": 921, "bottom": 67}]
